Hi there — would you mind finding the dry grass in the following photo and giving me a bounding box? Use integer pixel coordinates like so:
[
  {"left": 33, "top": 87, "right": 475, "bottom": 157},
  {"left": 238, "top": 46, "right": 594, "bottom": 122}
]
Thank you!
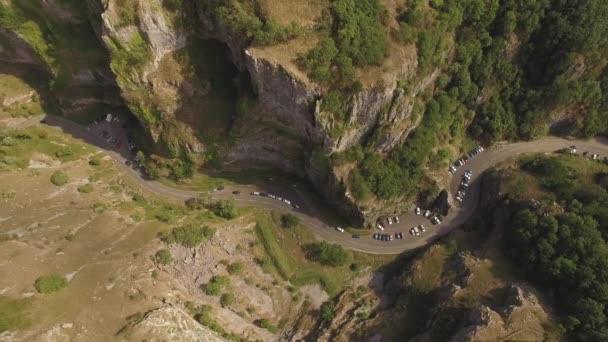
[{"left": 259, "top": 0, "right": 329, "bottom": 27}]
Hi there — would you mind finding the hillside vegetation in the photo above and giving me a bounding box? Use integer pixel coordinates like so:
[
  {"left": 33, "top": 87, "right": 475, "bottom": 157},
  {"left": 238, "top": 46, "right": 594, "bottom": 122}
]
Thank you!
[{"left": 499, "top": 155, "right": 608, "bottom": 341}]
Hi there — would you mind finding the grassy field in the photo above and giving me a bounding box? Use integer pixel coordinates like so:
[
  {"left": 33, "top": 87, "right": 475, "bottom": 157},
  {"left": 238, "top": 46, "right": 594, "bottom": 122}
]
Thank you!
[
  {"left": 253, "top": 210, "right": 393, "bottom": 296},
  {"left": 0, "top": 297, "right": 30, "bottom": 333},
  {"left": 0, "top": 126, "right": 94, "bottom": 171}
]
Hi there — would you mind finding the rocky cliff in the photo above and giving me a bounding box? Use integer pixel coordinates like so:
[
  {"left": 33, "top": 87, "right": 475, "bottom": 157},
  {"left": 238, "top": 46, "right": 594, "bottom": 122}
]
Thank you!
[{"left": 1, "top": 0, "right": 442, "bottom": 226}]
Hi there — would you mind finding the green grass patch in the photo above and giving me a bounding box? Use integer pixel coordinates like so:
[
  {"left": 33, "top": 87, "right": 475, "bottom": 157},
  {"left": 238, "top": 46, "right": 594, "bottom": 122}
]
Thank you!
[
  {"left": 155, "top": 249, "right": 173, "bottom": 265},
  {"left": 0, "top": 127, "right": 91, "bottom": 171},
  {"left": 253, "top": 210, "right": 394, "bottom": 296},
  {"left": 34, "top": 275, "right": 67, "bottom": 294},
  {"left": 159, "top": 224, "right": 215, "bottom": 248},
  {"left": 0, "top": 296, "right": 30, "bottom": 332}
]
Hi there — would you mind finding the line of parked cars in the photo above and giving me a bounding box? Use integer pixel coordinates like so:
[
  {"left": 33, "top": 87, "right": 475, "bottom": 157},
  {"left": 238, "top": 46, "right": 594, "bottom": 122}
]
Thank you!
[
  {"left": 561, "top": 146, "right": 608, "bottom": 165},
  {"left": 250, "top": 191, "right": 300, "bottom": 209},
  {"left": 456, "top": 169, "right": 473, "bottom": 202},
  {"left": 449, "top": 145, "right": 484, "bottom": 174},
  {"left": 409, "top": 224, "right": 426, "bottom": 236}
]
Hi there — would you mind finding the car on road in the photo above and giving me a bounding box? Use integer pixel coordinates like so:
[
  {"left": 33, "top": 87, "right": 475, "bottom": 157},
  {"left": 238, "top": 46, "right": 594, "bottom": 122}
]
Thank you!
[
  {"left": 232, "top": 191, "right": 241, "bottom": 195},
  {"left": 352, "top": 234, "right": 360, "bottom": 239},
  {"left": 335, "top": 227, "right": 345, "bottom": 233},
  {"left": 415, "top": 207, "right": 421, "bottom": 215}
]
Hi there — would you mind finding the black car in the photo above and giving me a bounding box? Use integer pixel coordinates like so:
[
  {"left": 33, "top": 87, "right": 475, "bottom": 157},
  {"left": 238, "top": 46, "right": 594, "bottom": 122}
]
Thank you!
[
  {"left": 352, "top": 234, "right": 360, "bottom": 239},
  {"left": 232, "top": 191, "right": 241, "bottom": 195},
  {"left": 217, "top": 186, "right": 225, "bottom": 191},
  {"left": 125, "top": 160, "right": 132, "bottom": 166}
]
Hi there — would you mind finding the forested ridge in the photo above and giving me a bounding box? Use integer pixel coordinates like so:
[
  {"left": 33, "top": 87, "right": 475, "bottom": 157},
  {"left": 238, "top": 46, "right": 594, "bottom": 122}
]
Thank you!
[{"left": 502, "top": 156, "right": 608, "bottom": 341}]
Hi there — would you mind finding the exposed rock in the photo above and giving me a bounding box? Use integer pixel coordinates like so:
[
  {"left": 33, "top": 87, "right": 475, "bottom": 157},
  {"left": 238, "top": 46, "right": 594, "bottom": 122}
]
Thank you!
[
  {"left": 118, "top": 306, "right": 228, "bottom": 342},
  {"left": 450, "top": 285, "right": 549, "bottom": 342}
]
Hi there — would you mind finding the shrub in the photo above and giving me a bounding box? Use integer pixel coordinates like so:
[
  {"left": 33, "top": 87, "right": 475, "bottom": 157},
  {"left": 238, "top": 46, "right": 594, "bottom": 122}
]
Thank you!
[
  {"left": 309, "top": 241, "right": 348, "bottom": 266},
  {"left": 255, "top": 318, "right": 278, "bottom": 333},
  {"left": 211, "top": 199, "right": 239, "bottom": 219},
  {"left": 88, "top": 156, "right": 101, "bottom": 166},
  {"left": 50, "top": 170, "right": 68, "bottom": 186},
  {"left": 160, "top": 225, "right": 216, "bottom": 248},
  {"left": 202, "top": 276, "right": 230, "bottom": 296},
  {"left": 77, "top": 183, "right": 93, "bottom": 193},
  {"left": 155, "top": 249, "right": 173, "bottom": 265},
  {"left": 54, "top": 147, "right": 73, "bottom": 159},
  {"left": 320, "top": 302, "right": 335, "bottom": 322},
  {"left": 280, "top": 214, "right": 299, "bottom": 229},
  {"left": 34, "top": 275, "right": 67, "bottom": 294},
  {"left": 227, "top": 262, "right": 243, "bottom": 275},
  {"left": 220, "top": 293, "right": 235, "bottom": 306}
]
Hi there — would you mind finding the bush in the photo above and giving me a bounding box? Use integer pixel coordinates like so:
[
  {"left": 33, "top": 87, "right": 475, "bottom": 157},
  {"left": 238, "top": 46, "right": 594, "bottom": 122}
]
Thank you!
[
  {"left": 255, "top": 318, "right": 278, "bottom": 333},
  {"left": 88, "top": 156, "right": 101, "bottom": 166},
  {"left": 77, "top": 183, "right": 93, "bottom": 193},
  {"left": 227, "top": 262, "right": 243, "bottom": 275},
  {"left": 220, "top": 292, "right": 235, "bottom": 306},
  {"left": 155, "top": 249, "right": 173, "bottom": 265},
  {"left": 50, "top": 170, "right": 68, "bottom": 186},
  {"left": 308, "top": 241, "right": 348, "bottom": 267},
  {"left": 320, "top": 302, "right": 335, "bottom": 322},
  {"left": 202, "top": 276, "right": 230, "bottom": 296},
  {"left": 211, "top": 200, "right": 239, "bottom": 219},
  {"left": 160, "top": 225, "right": 216, "bottom": 248},
  {"left": 34, "top": 275, "right": 67, "bottom": 294},
  {"left": 54, "top": 147, "right": 73, "bottom": 159},
  {"left": 280, "top": 214, "right": 299, "bottom": 229}
]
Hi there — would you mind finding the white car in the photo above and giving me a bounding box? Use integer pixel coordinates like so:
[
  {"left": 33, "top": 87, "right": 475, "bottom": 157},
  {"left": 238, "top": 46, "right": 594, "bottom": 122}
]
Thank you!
[
  {"left": 387, "top": 217, "right": 393, "bottom": 225},
  {"left": 335, "top": 227, "right": 345, "bottom": 233},
  {"left": 415, "top": 207, "right": 421, "bottom": 215},
  {"left": 283, "top": 199, "right": 291, "bottom": 205},
  {"left": 251, "top": 191, "right": 260, "bottom": 196},
  {"left": 424, "top": 210, "right": 432, "bottom": 218},
  {"left": 394, "top": 216, "right": 400, "bottom": 224},
  {"left": 449, "top": 165, "right": 457, "bottom": 173},
  {"left": 409, "top": 228, "right": 416, "bottom": 236},
  {"left": 431, "top": 216, "right": 442, "bottom": 225},
  {"left": 377, "top": 223, "right": 385, "bottom": 231},
  {"left": 456, "top": 195, "right": 463, "bottom": 202},
  {"left": 419, "top": 224, "right": 426, "bottom": 233}
]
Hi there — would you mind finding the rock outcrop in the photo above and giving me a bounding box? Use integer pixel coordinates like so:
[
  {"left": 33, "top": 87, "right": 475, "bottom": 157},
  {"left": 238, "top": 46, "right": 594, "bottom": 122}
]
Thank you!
[{"left": 118, "top": 306, "right": 228, "bottom": 342}]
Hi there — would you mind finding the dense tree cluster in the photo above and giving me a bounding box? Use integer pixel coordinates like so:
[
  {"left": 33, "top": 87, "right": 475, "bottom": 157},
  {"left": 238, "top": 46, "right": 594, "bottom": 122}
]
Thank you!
[
  {"left": 198, "top": 0, "right": 302, "bottom": 46},
  {"left": 303, "top": 0, "right": 388, "bottom": 87},
  {"left": 505, "top": 156, "right": 608, "bottom": 340}
]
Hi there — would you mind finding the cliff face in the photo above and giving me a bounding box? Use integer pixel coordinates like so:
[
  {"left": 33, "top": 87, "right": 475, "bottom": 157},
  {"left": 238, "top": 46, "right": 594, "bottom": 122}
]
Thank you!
[{"left": 2, "top": 0, "right": 439, "bottom": 225}]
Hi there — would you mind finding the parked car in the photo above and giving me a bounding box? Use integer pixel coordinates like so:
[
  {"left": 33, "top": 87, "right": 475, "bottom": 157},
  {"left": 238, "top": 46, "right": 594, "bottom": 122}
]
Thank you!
[
  {"left": 232, "top": 191, "right": 241, "bottom": 195},
  {"left": 251, "top": 191, "right": 260, "bottom": 195},
  {"left": 377, "top": 223, "right": 385, "bottom": 231},
  {"left": 335, "top": 227, "right": 345, "bottom": 233},
  {"left": 125, "top": 160, "right": 132, "bottom": 166},
  {"left": 387, "top": 217, "right": 393, "bottom": 225},
  {"left": 431, "top": 216, "right": 442, "bottom": 225},
  {"left": 415, "top": 207, "right": 421, "bottom": 215},
  {"left": 352, "top": 234, "right": 360, "bottom": 239},
  {"left": 373, "top": 233, "right": 379, "bottom": 240},
  {"left": 419, "top": 224, "right": 426, "bottom": 233},
  {"left": 424, "top": 210, "right": 432, "bottom": 218},
  {"left": 394, "top": 216, "right": 400, "bottom": 224}
]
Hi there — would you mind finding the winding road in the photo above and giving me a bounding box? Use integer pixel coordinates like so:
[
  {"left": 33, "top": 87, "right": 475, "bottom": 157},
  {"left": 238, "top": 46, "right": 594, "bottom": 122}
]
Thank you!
[{"left": 13, "top": 115, "right": 608, "bottom": 254}]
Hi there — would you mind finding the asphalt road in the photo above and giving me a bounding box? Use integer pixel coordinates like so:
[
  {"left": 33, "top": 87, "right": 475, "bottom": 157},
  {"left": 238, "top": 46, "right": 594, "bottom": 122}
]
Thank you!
[{"left": 13, "top": 115, "right": 608, "bottom": 254}]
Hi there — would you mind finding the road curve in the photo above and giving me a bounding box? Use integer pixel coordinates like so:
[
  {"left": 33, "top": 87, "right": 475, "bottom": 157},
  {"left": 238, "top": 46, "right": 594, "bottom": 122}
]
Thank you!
[{"left": 13, "top": 115, "right": 608, "bottom": 254}]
